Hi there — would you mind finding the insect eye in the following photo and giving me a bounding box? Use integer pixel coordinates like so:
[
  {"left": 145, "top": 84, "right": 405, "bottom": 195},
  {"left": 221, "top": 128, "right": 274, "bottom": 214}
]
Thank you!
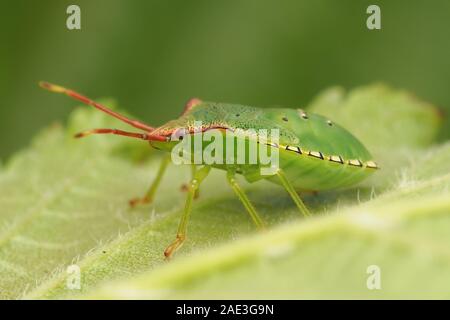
[
  {"left": 171, "top": 129, "right": 187, "bottom": 141},
  {"left": 327, "top": 120, "right": 333, "bottom": 126}
]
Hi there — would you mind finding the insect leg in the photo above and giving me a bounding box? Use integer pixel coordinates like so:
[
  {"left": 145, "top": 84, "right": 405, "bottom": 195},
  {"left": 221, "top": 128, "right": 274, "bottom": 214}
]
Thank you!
[
  {"left": 226, "top": 171, "right": 266, "bottom": 230},
  {"left": 180, "top": 165, "right": 200, "bottom": 199},
  {"left": 164, "top": 165, "right": 211, "bottom": 259},
  {"left": 276, "top": 169, "right": 311, "bottom": 218},
  {"left": 129, "top": 155, "right": 171, "bottom": 207},
  {"left": 191, "top": 165, "right": 201, "bottom": 199},
  {"left": 182, "top": 98, "right": 203, "bottom": 115}
]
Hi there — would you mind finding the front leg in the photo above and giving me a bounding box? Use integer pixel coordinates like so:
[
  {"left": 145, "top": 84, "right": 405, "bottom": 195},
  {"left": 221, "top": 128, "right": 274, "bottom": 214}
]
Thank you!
[
  {"left": 164, "top": 165, "right": 211, "bottom": 259},
  {"left": 180, "top": 164, "right": 200, "bottom": 199},
  {"left": 129, "top": 154, "right": 171, "bottom": 207}
]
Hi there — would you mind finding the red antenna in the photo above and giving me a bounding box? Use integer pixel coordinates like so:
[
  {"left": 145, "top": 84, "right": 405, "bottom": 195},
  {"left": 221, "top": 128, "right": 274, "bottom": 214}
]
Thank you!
[{"left": 39, "top": 82, "right": 167, "bottom": 142}]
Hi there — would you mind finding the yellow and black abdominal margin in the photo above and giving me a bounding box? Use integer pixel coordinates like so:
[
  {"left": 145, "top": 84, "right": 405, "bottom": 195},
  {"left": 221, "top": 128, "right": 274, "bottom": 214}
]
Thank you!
[{"left": 243, "top": 141, "right": 379, "bottom": 191}]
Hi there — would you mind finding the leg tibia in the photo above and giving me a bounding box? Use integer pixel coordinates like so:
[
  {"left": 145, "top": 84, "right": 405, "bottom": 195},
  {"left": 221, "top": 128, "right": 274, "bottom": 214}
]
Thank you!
[
  {"left": 130, "top": 155, "right": 171, "bottom": 207},
  {"left": 164, "top": 166, "right": 211, "bottom": 259},
  {"left": 226, "top": 171, "right": 266, "bottom": 230},
  {"left": 276, "top": 169, "right": 311, "bottom": 218}
]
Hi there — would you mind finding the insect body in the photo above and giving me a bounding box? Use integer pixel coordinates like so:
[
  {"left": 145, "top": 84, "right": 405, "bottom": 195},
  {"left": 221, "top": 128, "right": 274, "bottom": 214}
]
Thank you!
[{"left": 40, "top": 82, "right": 378, "bottom": 258}]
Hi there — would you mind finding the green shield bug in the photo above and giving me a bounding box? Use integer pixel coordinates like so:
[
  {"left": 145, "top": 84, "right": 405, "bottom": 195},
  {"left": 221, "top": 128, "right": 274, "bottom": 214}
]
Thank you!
[{"left": 40, "top": 82, "right": 378, "bottom": 258}]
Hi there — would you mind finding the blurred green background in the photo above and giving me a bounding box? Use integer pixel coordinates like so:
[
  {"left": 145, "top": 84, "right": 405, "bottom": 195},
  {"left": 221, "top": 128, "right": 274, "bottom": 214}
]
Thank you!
[{"left": 0, "top": 0, "right": 449, "bottom": 159}]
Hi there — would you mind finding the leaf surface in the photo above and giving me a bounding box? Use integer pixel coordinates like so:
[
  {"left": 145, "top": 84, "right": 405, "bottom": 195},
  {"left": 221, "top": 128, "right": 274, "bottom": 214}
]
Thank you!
[{"left": 0, "top": 87, "right": 447, "bottom": 299}]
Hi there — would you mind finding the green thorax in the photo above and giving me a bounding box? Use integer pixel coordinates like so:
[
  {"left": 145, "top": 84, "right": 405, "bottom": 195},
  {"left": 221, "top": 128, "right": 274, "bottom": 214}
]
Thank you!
[{"left": 151, "top": 101, "right": 372, "bottom": 161}]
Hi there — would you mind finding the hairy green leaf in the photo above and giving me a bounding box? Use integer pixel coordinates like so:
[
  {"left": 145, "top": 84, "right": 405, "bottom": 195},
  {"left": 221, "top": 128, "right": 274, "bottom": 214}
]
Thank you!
[
  {"left": 0, "top": 85, "right": 447, "bottom": 300},
  {"left": 308, "top": 84, "right": 443, "bottom": 152}
]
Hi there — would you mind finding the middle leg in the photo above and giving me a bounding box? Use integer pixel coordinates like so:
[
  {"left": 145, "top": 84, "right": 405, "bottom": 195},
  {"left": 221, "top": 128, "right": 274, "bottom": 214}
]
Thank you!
[
  {"left": 226, "top": 170, "right": 266, "bottom": 230},
  {"left": 276, "top": 169, "right": 311, "bottom": 218}
]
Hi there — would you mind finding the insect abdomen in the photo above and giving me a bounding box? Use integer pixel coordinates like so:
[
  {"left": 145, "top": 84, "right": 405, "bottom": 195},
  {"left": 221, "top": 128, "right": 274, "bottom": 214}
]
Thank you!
[{"left": 273, "top": 146, "right": 376, "bottom": 190}]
